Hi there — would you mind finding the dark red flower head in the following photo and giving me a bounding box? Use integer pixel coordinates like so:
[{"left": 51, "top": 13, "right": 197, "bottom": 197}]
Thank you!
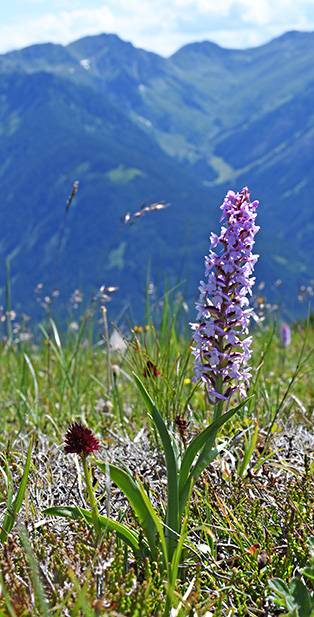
[
  {"left": 64, "top": 422, "right": 100, "bottom": 455},
  {"left": 143, "top": 360, "right": 161, "bottom": 378},
  {"left": 175, "top": 415, "right": 189, "bottom": 440}
]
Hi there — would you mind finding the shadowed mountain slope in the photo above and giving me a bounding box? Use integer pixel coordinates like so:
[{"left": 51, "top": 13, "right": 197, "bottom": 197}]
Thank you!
[{"left": 1, "top": 30, "right": 313, "bottom": 320}]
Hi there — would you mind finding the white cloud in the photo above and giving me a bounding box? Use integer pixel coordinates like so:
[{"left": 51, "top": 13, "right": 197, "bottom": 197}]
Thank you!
[
  {"left": 0, "top": 7, "right": 116, "bottom": 53},
  {"left": 0, "top": 0, "right": 313, "bottom": 56}
]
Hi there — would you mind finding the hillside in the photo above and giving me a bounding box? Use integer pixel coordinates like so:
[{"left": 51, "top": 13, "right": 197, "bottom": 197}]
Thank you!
[{"left": 0, "top": 30, "right": 313, "bottom": 322}]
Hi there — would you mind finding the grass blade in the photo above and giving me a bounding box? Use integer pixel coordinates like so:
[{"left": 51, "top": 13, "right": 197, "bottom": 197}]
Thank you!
[
  {"left": 0, "top": 437, "right": 33, "bottom": 542},
  {"left": 0, "top": 572, "right": 19, "bottom": 616},
  {"left": 0, "top": 454, "right": 13, "bottom": 514},
  {"left": 237, "top": 422, "right": 258, "bottom": 477},
  {"left": 23, "top": 353, "right": 39, "bottom": 423},
  {"left": 5, "top": 259, "right": 13, "bottom": 345},
  {"left": 18, "top": 524, "right": 50, "bottom": 617}
]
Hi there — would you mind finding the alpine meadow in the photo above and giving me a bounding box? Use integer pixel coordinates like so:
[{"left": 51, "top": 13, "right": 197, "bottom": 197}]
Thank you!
[{"left": 1, "top": 29, "right": 314, "bottom": 617}]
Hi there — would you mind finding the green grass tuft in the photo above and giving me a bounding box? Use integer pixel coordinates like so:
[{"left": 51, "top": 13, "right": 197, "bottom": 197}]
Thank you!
[{"left": 1, "top": 300, "right": 314, "bottom": 614}]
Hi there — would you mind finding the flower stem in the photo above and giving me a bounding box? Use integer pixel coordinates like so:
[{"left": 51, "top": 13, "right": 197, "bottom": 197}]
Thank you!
[
  {"left": 81, "top": 453, "right": 101, "bottom": 542},
  {"left": 213, "top": 369, "right": 224, "bottom": 422}
]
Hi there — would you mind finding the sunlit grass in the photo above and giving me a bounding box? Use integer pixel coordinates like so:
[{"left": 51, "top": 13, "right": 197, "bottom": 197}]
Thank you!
[{"left": 1, "top": 296, "right": 314, "bottom": 615}]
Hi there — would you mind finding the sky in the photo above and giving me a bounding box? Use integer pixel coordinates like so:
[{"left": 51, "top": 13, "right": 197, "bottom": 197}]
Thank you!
[{"left": 1, "top": 0, "right": 314, "bottom": 57}]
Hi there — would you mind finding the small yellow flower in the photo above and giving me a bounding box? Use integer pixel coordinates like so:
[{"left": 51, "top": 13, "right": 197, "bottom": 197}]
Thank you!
[
  {"left": 184, "top": 378, "right": 191, "bottom": 385},
  {"left": 134, "top": 326, "right": 143, "bottom": 333}
]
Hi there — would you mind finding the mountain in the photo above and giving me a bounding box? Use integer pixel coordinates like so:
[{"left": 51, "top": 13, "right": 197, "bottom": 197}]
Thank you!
[{"left": 0, "top": 30, "right": 313, "bottom": 324}]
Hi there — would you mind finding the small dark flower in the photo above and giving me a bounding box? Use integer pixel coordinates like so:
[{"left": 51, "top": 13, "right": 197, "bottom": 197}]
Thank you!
[
  {"left": 143, "top": 360, "right": 161, "bottom": 378},
  {"left": 257, "top": 549, "right": 268, "bottom": 572},
  {"left": 64, "top": 422, "right": 99, "bottom": 455},
  {"left": 175, "top": 415, "right": 189, "bottom": 440}
]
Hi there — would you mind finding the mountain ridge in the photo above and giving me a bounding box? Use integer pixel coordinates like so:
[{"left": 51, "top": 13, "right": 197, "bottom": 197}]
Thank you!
[{"left": 0, "top": 30, "right": 313, "bottom": 322}]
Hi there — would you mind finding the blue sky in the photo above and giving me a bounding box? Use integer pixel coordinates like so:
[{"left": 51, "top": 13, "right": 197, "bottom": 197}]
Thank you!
[{"left": 1, "top": 0, "right": 314, "bottom": 56}]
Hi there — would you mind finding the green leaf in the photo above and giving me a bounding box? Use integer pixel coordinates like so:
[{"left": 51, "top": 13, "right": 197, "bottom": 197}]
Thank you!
[
  {"left": 170, "top": 478, "right": 193, "bottom": 587},
  {"left": 95, "top": 461, "right": 157, "bottom": 558},
  {"left": 135, "top": 473, "right": 169, "bottom": 573},
  {"left": 268, "top": 578, "right": 298, "bottom": 612},
  {"left": 179, "top": 445, "right": 222, "bottom": 519},
  {"left": 301, "top": 567, "right": 314, "bottom": 581},
  {"left": 179, "top": 398, "right": 251, "bottom": 497},
  {"left": 0, "top": 437, "right": 33, "bottom": 542},
  {"left": 290, "top": 578, "right": 314, "bottom": 617},
  {"left": 43, "top": 505, "right": 144, "bottom": 556},
  {"left": 133, "top": 373, "right": 180, "bottom": 558}
]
